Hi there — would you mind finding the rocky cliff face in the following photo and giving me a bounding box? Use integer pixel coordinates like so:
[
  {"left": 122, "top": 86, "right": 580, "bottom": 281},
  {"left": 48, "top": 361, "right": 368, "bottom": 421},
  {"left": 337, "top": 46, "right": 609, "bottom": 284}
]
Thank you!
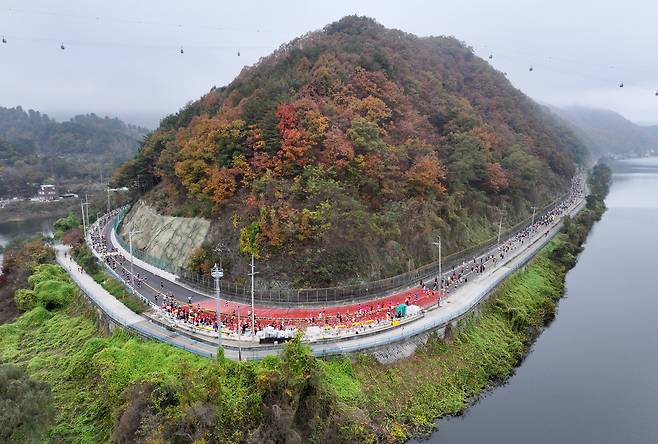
[{"left": 119, "top": 201, "right": 210, "bottom": 269}]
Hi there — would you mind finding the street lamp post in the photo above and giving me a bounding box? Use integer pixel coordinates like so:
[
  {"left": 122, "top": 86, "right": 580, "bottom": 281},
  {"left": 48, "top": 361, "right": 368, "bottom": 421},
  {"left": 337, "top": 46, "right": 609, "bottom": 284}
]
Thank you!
[
  {"left": 237, "top": 304, "right": 242, "bottom": 361},
  {"left": 211, "top": 263, "right": 224, "bottom": 356},
  {"left": 81, "top": 195, "right": 91, "bottom": 240},
  {"left": 497, "top": 212, "right": 504, "bottom": 246},
  {"left": 106, "top": 187, "right": 112, "bottom": 214},
  {"left": 80, "top": 199, "right": 87, "bottom": 238},
  {"left": 248, "top": 253, "right": 259, "bottom": 336},
  {"left": 530, "top": 205, "right": 538, "bottom": 229},
  {"left": 84, "top": 193, "right": 90, "bottom": 227},
  {"left": 128, "top": 228, "right": 142, "bottom": 294},
  {"left": 432, "top": 235, "right": 442, "bottom": 307}
]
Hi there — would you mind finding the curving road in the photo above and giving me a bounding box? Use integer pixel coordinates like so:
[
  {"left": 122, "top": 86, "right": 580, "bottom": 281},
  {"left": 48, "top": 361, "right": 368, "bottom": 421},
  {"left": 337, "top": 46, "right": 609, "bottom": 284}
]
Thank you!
[{"left": 76, "top": 175, "right": 586, "bottom": 359}]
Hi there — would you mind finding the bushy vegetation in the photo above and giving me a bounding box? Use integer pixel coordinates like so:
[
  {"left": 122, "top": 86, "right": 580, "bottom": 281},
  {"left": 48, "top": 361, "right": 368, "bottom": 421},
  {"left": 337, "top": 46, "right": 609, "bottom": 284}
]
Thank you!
[
  {"left": 0, "top": 289, "right": 359, "bottom": 443},
  {"left": 0, "top": 106, "right": 148, "bottom": 198},
  {"left": 0, "top": 239, "right": 54, "bottom": 324},
  {"left": 114, "top": 16, "right": 586, "bottom": 287},
  {"left": 0, "top": 363, "right": 55, "bottom": 443},
  {"left": 14, "top": 263, "right": 77, "bottom": 311},
  {"left": 53, "top": 212, "right": 81, "bottom": 239}
]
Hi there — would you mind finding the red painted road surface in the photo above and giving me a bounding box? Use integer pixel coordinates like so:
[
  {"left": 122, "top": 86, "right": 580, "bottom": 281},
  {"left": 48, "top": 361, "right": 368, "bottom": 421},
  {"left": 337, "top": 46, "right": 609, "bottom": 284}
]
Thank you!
[{"left": 189, "top": 286, "right": 442, "bottom": 326}]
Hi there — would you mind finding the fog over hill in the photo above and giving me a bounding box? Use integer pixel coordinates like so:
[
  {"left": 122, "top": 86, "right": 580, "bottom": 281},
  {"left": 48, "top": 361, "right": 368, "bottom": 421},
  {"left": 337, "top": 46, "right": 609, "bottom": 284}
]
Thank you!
[
  {"left": 550, "top": 106, "right": 658, "bottom": 157},
  {"left": 0, "top": 106, "right": 149, "bottom": 197}
]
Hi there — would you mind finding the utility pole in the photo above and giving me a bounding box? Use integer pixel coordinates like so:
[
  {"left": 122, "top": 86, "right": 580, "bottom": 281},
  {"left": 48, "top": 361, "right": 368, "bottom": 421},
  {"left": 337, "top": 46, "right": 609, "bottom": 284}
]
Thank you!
[
  {"left": 128, "top": 227, "right": 142, "bottom": 294},
  {"left": 106, "top": 187, "right": 111, "bottom": 214},
  {"left": 84, "top": 193, "right": 90, "bottom": 227},
  {"left": 432, "top": 235, "right": 442, "bottom": 307},
  {"left": 237, "top": 304, "right": 242, "bottom": 361},
  {"left": 497, "top": 215, "right": 503, "bottom": 246},
  {"left": 248, "top": 253, "right": 259, "bottom": 335},
  {"left": 211, "top": 263, "right": 224, "bottom": 356},
  {"left": 80, "top": 199, "right": 87, "bottom": 238},
  {"left": 530, "top": 205, "right": 538, "bottom": 228},
  {"left": 82, "top": 195, "right": 91, "bottom": 239}
]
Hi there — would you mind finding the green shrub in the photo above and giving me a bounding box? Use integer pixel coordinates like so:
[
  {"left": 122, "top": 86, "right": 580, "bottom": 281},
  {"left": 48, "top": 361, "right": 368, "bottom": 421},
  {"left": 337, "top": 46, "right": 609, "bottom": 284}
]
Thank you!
[
  {"left": 33, "top": 279, "right": 76, "bottom": 309},
  {"left": 14, "top": 288, "right": 36, "bottom": 311},
  {"left": 0, "top": 364, "right": 55, "bottom": 443},
  {"left": 54, "top": 213, "right": 81, "bottom": 239},
  {"left": 15, "top": 264, "right": 77, "bottom": 310},
  {"left": 73, "top": 244, "right": 99, "bottom": 274},
  {"left": 90, "top": 270, "right": 147, "bottom": 314}
]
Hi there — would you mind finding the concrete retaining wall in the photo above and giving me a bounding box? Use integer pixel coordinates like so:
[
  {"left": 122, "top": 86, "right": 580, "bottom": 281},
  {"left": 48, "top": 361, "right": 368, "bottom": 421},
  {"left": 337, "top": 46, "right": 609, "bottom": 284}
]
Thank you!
[{"left": 120, "top": 201, "right": 210, "bottom": 269}]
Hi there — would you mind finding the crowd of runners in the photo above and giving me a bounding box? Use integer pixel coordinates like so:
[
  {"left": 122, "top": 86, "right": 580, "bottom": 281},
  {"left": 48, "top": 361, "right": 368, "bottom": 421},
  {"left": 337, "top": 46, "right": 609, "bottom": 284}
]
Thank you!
[
  {"left": 436, "top": 174, "right": 585, "bottom": 293},
  {"left": 84, "top": 174, "right": 585, "bottom": 341}
]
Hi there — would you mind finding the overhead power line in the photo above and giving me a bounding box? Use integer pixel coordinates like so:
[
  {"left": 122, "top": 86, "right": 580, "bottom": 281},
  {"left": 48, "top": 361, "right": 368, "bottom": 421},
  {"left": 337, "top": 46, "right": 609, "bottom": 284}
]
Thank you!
[
  {"left": 4, "top": 7, "right": 280, "bottom": 34},
  {"left": 1, "top": 8, "right": 656, "bottom": 96}
]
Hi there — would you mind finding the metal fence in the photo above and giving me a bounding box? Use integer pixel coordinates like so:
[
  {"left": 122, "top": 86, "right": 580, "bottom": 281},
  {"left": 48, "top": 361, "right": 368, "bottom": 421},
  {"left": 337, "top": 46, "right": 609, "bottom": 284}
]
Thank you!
[{"left": 113, "top": 194, "right": 566, "bottom": 306}]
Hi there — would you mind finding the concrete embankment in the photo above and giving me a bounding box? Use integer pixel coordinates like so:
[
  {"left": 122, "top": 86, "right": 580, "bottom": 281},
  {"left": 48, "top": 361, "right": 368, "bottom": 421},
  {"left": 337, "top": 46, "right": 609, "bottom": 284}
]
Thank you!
[{"left": 119, "top": 201, "right": 210, "bottom": 269}]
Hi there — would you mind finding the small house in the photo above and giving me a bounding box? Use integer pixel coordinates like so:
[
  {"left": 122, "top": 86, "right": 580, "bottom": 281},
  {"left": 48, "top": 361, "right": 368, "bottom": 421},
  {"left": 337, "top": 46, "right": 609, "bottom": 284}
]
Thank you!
[{"left": 37, "top": 184, "right": 58, "bottom": 201}]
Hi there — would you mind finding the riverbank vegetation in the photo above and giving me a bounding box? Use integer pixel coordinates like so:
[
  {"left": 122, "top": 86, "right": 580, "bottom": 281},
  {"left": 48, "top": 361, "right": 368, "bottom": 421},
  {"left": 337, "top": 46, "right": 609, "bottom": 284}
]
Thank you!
[
  {"left": 0, "top": 164, "right": 610, "bottom": 442},
  {"left": 0, "top": 239, "right": 54, "bottom": 324}
]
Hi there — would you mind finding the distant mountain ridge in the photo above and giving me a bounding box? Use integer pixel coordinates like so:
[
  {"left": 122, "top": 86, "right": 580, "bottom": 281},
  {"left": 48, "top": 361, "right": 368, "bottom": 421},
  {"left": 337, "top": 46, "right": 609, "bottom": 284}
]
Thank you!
[
  {"left": 550, "top": 106, "right": 658, "bottom": 157},
  {"left": 0, "top": 106, "right": 149, "bottom": 197}
]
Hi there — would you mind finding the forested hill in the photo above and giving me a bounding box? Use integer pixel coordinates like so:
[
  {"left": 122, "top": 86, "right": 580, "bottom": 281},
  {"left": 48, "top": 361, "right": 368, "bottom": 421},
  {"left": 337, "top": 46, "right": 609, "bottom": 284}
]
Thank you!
[
  {"left": 114, "top": 16, "right": 586, "bottom": 287},
  {"left": 0, "top": 106, "right": 148, "bottom": 197},
  {"left": 551, "top": 106, "right": 658, "bottom": 157}
]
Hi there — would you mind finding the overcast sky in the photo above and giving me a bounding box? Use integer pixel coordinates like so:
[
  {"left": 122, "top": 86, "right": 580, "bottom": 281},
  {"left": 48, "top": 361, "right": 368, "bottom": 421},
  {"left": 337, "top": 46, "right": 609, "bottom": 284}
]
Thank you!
[{"left": 1, "top": 0, "right": 657, "bottom": 128}]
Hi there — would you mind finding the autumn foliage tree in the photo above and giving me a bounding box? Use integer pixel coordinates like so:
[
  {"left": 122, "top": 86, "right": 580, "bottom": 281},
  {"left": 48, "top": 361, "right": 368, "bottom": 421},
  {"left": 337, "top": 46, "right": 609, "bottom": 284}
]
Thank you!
[
  {"left": 406, "top": 154, "right": 447, "bottom": 197},
  {"left": 485, "top": 162, "right": 510, "bottom": 192}
]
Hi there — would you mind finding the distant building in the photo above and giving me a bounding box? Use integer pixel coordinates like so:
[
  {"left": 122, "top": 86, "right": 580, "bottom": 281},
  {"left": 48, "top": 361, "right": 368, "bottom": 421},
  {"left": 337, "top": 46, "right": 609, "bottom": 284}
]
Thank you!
[
  {"left": 37, "top": 184, "right": 58, "bottom": 201},
  {"left": 60, "top": 193, "right": 79, "bottom": 199}
]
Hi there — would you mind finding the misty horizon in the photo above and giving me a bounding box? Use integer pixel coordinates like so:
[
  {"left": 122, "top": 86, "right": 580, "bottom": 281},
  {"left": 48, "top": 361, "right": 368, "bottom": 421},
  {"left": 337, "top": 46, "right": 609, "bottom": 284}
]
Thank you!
[{"left": 2, "top": 0, "right": 657, "bottom": 129}]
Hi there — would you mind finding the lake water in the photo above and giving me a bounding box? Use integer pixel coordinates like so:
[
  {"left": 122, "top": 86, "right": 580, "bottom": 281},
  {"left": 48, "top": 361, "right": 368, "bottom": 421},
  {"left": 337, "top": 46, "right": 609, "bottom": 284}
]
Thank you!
[
  {"left": 422, "top": 157, "right": 658, "bottom": 443},
  {"left": 0, "top": 217, "right": 55, "bottom": 273}
]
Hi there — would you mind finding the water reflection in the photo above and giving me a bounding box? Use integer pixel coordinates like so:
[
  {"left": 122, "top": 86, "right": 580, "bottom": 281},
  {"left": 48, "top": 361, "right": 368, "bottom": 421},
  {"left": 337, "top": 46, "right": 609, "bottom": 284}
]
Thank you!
[{"left": 0, "top": 217, "right": 55, "bottom": 273}]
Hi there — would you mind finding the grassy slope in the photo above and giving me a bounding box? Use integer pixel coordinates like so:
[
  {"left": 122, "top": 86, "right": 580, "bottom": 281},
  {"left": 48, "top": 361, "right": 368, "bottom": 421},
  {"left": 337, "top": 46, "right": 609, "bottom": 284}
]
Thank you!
[{"left": 0, "top": 301, "right": 263, "bottom": 442}]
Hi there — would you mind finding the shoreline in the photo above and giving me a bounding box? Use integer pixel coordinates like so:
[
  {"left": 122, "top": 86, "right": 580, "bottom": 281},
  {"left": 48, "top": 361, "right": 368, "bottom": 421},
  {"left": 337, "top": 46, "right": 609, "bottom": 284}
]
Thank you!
[{"left": 0, "top": 201, "right": 76, "bottom": 223}]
